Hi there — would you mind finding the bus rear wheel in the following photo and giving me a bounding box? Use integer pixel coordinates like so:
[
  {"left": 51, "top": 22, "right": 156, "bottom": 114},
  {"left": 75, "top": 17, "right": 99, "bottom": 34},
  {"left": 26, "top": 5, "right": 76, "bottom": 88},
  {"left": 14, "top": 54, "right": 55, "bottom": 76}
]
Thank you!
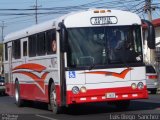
[
  {"left": 50, "top": 82, "right": 61, "bottom": 114},
  {"left": 15, "top": 81, "right": 23, "bottom": 107},
  {"left": 150, "top": 89, "right": 157, "bottom": 94}
]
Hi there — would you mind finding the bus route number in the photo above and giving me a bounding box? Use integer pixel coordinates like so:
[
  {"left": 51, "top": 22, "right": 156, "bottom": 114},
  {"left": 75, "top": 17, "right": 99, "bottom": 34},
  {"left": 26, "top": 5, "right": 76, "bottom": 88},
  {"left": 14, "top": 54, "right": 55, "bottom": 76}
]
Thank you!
[{"left": 90, "top": 16, "right": 117, "bottom": 25}]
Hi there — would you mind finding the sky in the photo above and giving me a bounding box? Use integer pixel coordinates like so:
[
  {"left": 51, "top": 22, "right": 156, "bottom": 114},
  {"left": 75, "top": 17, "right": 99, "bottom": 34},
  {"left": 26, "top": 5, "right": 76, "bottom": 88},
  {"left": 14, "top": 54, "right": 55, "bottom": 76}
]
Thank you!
[{"left": 0, "top": 0, "right": 160, "bottom": 42}]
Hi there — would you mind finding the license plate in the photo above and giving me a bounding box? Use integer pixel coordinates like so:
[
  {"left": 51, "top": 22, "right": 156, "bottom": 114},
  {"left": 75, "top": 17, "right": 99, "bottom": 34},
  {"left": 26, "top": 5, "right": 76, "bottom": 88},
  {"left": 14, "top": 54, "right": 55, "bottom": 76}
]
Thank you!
[{"left": 105, "top": 93, "right": 116, "bottom": 98}]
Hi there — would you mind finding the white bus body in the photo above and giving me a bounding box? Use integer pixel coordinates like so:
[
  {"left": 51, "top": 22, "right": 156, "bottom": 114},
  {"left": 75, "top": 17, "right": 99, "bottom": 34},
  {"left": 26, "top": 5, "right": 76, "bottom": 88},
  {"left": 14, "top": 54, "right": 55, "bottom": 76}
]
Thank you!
[{"left": 3, "top": 9, "right": 151, "bottom": 113}]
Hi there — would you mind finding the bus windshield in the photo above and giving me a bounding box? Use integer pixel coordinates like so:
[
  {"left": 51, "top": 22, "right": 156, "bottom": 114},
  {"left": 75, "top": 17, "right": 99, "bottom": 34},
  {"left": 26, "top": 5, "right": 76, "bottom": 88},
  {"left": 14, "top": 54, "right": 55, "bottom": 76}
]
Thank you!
[{"left": 67, "top": 26, "right": 143, "bottom": 68}]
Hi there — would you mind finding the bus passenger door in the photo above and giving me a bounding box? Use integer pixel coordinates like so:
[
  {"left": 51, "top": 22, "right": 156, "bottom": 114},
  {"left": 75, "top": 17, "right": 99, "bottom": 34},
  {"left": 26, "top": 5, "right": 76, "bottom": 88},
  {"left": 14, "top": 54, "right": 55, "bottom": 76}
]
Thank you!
[
  {"left": 21, "top": 38, "right": 34, "bottom": 99},
  {"left": 21, "top": 38, "right": 28, "bottom": 64}
]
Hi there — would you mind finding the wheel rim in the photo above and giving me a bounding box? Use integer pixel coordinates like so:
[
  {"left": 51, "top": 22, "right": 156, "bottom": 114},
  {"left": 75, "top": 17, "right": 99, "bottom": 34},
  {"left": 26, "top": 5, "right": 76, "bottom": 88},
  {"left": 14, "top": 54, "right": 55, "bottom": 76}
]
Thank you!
[
  {"left": 15, "top": 87, "right": 19, "bottom": 102},
  {"left": 50, "top": 88, "right": 57, "bottom": 108}
]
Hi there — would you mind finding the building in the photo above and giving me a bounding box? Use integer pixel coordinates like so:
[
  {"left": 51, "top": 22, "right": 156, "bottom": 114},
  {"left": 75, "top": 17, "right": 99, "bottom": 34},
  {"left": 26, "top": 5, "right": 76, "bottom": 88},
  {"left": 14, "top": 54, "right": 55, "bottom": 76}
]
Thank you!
[{"left": 152, "top": 19, "right": 160, "bottom": 62}]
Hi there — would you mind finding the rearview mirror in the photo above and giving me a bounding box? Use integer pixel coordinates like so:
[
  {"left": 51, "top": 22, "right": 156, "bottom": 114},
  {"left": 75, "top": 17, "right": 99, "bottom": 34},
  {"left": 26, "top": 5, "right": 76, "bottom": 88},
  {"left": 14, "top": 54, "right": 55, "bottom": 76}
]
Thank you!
[{"left": 142, "top": 19, "right": 155, "bottom": 49}]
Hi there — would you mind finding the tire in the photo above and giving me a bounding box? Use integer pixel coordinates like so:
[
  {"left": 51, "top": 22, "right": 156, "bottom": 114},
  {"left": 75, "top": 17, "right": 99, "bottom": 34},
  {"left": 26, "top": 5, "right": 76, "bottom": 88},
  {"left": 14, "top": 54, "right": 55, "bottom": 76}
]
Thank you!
[
  {"left": 151, "top": 90, "right": 157, "bottom": 94},
  {"left": 49, "top": 82, "right": 61, "bottom": 114},
  {"left": 0, "top": 91, "right": 4, "bottom": 96},
  {"left": 2, "top": 91, "right": 6, "bottom": 96},
  {"left": 115, "top": 100, "right": 130, "bottom": 110},
  {"left": 15, "top": 81, "right": 23, "bottom": 107}
]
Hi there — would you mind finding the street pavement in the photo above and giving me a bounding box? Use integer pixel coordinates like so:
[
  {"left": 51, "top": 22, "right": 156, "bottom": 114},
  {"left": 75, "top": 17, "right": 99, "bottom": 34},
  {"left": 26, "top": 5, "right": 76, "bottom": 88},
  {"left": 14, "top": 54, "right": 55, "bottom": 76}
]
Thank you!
[{"left": 0, "top": 94, "right": 159, "bottom": 120}]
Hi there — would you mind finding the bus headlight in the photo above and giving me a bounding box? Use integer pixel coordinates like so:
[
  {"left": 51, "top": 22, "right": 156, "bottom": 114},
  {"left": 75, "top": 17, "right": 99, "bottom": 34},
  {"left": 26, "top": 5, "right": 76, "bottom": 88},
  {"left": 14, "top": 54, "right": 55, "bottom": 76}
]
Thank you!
[
  {"left": 137, "top": 82, "right": 144, "bottom": 90},
  {"left": 80, "top": 86, "right": 87, "bottom": 93},
  {"left": 131, "top": 83, "right": 137, "bottom": 89},
  {"left": 72, "top": 86, "right": 79, "bottom": 94}
]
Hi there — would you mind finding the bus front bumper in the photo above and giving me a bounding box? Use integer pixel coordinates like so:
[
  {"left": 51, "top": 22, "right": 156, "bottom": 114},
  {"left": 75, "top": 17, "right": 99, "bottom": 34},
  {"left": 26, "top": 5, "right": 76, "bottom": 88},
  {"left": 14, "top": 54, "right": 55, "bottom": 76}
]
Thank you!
[{"left": 66, "top": 86, "right": 148, "bottom": 105}]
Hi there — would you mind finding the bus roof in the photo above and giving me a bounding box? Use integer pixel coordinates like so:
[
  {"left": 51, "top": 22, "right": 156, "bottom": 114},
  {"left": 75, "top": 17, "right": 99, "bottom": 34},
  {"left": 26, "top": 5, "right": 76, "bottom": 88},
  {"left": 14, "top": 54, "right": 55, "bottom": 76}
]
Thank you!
[
  {"left": 4, "top": 9, "right": 141, "bottom": 43},
  {"left": 4, "top": 19, "right": 56, "bottom": 43}
]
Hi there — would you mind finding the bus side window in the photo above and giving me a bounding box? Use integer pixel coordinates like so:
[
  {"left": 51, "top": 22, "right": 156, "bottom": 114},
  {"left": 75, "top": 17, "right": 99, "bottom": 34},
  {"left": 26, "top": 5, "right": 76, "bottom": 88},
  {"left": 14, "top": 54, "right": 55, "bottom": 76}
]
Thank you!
[
  {"left": 4, "top": 43, "right": 8, "bottom": 61},
  {"left": 37, "top": 32, "right": 46, "bottom": 56},
  {"left": 29, "top": 35, "right": 37, "bottom": 57},
  {"left": 46, "top": 29, "right": 56, "bottom": 54},
  {"left": 23, "top": 41, "right": 27, "bottom": 56},
  {"left": 12, "top": 39, "right": 21, "bottom": 59}
]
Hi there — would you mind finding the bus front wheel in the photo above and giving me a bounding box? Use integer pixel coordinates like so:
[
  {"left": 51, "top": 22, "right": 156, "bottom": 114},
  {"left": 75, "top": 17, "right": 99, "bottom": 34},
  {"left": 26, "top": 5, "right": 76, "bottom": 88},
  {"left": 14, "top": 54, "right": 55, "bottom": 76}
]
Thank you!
[{"left": 49, "top": 82, "right": 61, "bottom": 114}]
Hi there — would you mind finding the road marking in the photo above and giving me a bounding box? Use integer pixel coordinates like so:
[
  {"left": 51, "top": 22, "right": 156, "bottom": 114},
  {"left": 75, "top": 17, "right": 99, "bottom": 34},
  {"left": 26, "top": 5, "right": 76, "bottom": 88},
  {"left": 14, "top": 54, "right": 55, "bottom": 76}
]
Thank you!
[{"left": 36, "top": 114, "right": 57, "bottom": 120}]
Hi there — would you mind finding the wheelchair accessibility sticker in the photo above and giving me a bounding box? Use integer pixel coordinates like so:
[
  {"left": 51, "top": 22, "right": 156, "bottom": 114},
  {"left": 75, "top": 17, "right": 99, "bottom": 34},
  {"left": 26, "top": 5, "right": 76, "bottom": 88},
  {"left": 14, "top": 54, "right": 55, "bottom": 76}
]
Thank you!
[{"left": 69, "top": 71, "right": 76, "bottom": 78}]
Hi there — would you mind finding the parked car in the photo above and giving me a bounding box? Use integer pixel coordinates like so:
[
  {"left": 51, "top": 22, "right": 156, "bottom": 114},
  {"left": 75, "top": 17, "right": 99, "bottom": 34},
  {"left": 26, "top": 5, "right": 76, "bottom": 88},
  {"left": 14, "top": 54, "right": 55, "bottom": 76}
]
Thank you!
[
  {"left": 0, "top": 76, "right": 5, "bottom": 95},
  {"left": 146, "top": 65, "right": 158, "bottom": 94}
]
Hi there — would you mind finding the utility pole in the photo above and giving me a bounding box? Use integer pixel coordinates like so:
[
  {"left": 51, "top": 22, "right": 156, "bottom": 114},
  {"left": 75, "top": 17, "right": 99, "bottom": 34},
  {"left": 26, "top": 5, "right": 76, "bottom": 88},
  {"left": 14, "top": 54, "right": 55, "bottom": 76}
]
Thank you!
[
  {"left": 144, "top": 0, "right": 155, "bottom": 65},
  {"left": 35, "top": 0, "right": 38, "bottom": 24},
  {"left": 145, "top": 0, "right": 152, "bottom": 21},
  {"left": 0, "top": 21, "right": 6, "bottom": 41},
  {"left": 31, "top": 0, "right": 41, "bottom": 24},
  {"left": 0, "top": 21, "right": 6, "bottom": 74}
]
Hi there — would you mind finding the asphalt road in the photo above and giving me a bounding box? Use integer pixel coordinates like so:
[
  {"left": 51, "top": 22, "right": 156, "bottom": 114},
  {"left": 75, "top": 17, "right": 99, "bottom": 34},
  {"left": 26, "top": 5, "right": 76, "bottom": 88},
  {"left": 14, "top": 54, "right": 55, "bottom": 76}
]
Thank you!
[{"left": 0, "top": 94, "right": 160, "bottom": 120}]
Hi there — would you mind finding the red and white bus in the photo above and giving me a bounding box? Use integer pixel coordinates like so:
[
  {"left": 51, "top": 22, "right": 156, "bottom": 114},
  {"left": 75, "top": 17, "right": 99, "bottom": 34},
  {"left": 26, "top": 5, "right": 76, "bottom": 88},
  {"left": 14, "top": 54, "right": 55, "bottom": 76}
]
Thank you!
[{"left": 3, "top": 9, "right": 155, "bottom": 114}]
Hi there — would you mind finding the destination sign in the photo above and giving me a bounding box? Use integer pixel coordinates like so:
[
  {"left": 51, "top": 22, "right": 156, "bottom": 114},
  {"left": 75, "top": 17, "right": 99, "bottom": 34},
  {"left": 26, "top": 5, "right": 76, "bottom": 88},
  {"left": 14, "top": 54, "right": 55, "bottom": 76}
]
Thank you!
[{"left": 90, "top": 16, "right": 118, "bottom": 25}]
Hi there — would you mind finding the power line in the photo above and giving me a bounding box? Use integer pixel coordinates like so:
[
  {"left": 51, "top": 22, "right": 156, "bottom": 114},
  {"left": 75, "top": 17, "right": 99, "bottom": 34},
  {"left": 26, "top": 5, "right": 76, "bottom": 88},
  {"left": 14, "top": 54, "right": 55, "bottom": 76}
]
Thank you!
[{"left": 0, "top": 0, "right": 159, "bottom": 29}]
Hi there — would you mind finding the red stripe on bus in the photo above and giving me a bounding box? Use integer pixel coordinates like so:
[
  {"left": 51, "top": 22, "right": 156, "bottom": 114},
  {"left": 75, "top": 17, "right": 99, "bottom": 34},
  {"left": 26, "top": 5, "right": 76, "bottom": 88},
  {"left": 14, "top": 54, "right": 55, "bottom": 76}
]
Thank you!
[
  {"left": 12, "top": 63, "right": 46, "bottom": 72},
  {"left": 13, "top": 71, "right": 48, "bottom": 92},
  {"left": 84, "top": 68, "right": 132, "bottom": 79}
]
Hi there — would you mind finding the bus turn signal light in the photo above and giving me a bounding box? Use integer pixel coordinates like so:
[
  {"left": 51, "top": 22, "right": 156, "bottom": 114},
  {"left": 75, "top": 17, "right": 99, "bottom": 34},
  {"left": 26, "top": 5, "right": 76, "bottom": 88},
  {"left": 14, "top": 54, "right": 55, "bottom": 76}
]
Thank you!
[
  {"left": 80, "top": 86, "right": 87, "bottom": 93},
  {"left": 131, "top": 83, "right": 137, "bottom": 89},
  {"left": 94, "top": 10, "right": 111, "bottom": 13},
  {"left": 94, "top": 10, "right": 99, "bottom": 13},
  {"left": 100, "top": 10, "right": 105, "bottom": 13}
]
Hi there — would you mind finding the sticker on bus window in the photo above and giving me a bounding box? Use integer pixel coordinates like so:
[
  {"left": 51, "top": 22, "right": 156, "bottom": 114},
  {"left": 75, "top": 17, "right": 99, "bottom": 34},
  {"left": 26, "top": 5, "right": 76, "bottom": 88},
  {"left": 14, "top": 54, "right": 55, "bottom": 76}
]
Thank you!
[{"left": 69, "top": 71, "right": 76, "bottom": 78}]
